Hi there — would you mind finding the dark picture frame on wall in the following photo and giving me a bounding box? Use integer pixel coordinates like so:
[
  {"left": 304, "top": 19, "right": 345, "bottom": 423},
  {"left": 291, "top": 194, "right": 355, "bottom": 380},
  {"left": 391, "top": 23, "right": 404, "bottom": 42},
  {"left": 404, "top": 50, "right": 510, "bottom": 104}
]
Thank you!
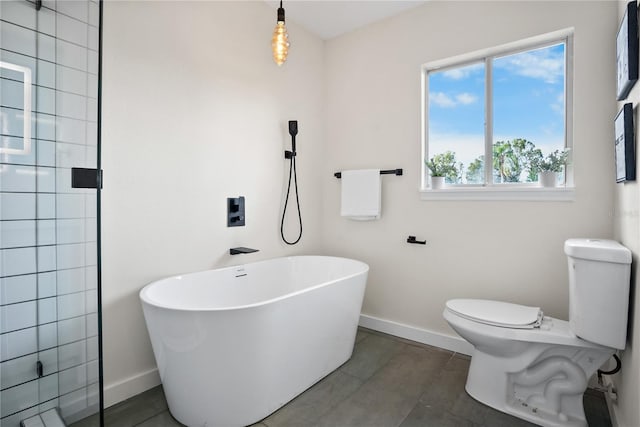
[
  {"left": 615, "top": 103, "right": 636, "bottom": 183},
  {"left": 617, "top": 1, "right": 638, "bottom": 100}
]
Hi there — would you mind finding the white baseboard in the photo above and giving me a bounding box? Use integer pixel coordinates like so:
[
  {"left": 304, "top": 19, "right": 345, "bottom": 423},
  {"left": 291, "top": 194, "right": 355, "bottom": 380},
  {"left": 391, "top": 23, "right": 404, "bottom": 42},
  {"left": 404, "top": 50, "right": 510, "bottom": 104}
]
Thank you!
[
  {"left": 359, "top": 314, "right": 473, "bottom": 356},
  {"left": 104, "top": 367, "right": 161, "bottom": 408}
]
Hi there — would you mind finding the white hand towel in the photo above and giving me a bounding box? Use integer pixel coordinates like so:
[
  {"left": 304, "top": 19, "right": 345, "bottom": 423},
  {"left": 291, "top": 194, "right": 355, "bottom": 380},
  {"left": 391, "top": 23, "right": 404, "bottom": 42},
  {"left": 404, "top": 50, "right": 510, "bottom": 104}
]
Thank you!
[{"left": 340, "top": 169, "right": 381, "bottom": 220}]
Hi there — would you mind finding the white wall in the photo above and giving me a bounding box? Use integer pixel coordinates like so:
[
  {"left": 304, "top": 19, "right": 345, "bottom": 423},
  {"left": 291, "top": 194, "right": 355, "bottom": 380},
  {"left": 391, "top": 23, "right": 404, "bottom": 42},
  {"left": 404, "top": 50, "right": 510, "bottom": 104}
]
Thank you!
[
  {"left": 101, "top": 1, "right": 325, "bottom": 405},
  {"left": 323, "top": 1, "right": 617, "bottom": 341},
  {"left": 612, "top": 1, "right": 640, "bottom": 425}
]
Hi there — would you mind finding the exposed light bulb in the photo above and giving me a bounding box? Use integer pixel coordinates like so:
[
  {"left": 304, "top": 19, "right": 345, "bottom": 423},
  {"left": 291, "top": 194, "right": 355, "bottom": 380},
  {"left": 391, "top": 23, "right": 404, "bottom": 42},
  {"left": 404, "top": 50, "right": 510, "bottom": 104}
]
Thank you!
[{"left": 272, "top": 3, "right": 289, "bottom": 66}]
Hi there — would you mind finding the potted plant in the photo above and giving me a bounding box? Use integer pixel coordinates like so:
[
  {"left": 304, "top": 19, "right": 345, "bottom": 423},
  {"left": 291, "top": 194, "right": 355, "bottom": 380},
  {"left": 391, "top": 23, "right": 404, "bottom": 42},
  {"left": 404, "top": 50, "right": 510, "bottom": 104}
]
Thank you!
[
  {"left": 425, "top": 152, "right": 460, "bottom": 189},
  {"left": 532, "top": 149, "right": 569, "bottom": 187}
]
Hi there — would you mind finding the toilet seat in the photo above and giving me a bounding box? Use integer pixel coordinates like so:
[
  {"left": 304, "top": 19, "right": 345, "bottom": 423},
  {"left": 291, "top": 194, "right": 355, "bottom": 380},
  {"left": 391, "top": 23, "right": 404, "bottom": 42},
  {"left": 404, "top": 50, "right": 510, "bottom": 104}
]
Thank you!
[{"left": 445, "top": 299, "right": 543, "bottom": 329}]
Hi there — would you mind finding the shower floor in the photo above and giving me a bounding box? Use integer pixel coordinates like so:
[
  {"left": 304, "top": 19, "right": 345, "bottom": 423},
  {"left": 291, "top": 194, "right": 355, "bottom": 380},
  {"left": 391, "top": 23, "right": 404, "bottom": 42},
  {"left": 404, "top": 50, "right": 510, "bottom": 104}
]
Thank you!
[{"left": 70, "top": 328, "right": 612, "bottom": 427}]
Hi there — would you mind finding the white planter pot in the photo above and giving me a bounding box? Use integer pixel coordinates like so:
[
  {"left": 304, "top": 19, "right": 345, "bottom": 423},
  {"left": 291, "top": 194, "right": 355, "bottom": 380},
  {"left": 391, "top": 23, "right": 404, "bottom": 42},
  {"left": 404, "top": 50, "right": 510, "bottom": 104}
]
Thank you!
[
  {"left": 539, "top": 171, "right": 558, "bottom": 188},
  {"left": 431, "top": 176, "right": 445, "bottom": 190}
]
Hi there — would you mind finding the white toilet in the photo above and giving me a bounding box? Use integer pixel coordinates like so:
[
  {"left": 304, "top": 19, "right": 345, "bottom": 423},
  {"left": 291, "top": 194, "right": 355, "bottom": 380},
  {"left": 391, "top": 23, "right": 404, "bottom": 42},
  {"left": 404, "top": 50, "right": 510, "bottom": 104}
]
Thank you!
[{"left": 443, "top": 239, "right": 631, "bottom": 427}]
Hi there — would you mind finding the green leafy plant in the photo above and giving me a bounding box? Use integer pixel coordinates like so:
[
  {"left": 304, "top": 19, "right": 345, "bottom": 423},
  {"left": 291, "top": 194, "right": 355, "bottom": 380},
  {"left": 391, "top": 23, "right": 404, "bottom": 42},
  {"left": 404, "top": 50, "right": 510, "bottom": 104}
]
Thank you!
[
  {"left": 531, "top": 149, "right": 570, "bottom": 173},
  {"left": 425, "top": 151, "right": 462, "bottom": 183}
]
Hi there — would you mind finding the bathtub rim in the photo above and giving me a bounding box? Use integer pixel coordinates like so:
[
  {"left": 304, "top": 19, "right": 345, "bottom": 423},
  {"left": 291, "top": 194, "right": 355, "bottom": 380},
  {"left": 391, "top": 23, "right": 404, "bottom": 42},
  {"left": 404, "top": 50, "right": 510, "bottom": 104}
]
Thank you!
[{"left": 139, "top": 255, "right": 369, "bottom": 313}]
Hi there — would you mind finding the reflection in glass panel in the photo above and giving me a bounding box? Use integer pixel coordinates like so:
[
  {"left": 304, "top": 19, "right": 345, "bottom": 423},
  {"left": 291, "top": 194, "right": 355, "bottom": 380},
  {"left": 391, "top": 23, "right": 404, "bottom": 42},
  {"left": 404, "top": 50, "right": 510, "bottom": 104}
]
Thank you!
[
  {"left": 428, "top": 62, "right": 485, "bottom": 184},
  {"left": 492, "top": 43, "right": 566, "bottom": 184}
]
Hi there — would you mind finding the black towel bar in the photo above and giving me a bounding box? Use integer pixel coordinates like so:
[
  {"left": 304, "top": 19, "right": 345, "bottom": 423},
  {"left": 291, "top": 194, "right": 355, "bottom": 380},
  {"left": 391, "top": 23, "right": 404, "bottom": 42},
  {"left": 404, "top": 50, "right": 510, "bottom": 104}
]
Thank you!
[{"left": 334, "top": 168, "right": 403, "bottom": 179}]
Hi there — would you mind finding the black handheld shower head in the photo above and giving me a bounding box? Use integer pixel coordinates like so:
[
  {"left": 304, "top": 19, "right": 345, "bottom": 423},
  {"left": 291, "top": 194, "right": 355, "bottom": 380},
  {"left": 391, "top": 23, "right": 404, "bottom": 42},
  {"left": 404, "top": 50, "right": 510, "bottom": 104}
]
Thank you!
[{"left": 288, "top": 120, "right": 298, "bottom": 137}]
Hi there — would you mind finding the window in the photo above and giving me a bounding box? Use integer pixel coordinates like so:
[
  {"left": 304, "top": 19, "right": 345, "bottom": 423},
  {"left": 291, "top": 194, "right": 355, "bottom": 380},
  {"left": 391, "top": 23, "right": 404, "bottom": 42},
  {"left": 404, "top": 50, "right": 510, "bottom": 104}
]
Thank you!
[{"left": 421, "top": 30, "right": 573, "bottom": 200}]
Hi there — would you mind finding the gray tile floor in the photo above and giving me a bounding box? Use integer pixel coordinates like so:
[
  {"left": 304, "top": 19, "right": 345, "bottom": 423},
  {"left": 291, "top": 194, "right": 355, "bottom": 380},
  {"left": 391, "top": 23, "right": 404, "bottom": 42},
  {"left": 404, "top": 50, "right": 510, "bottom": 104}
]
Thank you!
[{"left": 72, "top": 328, "right": 612, "bottom": 427}]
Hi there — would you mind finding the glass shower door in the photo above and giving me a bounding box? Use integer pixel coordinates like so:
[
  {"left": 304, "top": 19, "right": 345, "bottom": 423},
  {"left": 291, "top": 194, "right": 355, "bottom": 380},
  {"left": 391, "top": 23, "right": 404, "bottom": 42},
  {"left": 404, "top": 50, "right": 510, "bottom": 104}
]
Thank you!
[{"left": 0, "top": 0, "right": 102, "bottom": 425}]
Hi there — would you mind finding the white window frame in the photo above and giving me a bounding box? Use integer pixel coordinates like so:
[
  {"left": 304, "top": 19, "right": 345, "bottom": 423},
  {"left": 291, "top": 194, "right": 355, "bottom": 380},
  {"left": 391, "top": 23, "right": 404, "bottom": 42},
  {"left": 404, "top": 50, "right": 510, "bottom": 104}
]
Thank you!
[{"left": 420, "top": 28, "right": 574, "bottom": 201}]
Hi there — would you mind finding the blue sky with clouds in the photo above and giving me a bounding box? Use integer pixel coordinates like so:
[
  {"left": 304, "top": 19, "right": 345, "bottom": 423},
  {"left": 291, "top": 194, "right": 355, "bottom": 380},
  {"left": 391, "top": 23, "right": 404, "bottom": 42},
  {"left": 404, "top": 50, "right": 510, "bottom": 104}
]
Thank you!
[{"left": 428, "top": 43, "right": 565, "bottom": 179}]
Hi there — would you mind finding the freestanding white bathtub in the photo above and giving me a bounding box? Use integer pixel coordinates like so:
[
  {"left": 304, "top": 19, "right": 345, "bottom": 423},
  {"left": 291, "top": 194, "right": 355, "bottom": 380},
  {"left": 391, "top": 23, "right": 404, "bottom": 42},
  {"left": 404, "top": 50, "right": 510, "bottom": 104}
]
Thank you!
[{"left": 140, "top": 256, "right": 369, "bottom": 427}]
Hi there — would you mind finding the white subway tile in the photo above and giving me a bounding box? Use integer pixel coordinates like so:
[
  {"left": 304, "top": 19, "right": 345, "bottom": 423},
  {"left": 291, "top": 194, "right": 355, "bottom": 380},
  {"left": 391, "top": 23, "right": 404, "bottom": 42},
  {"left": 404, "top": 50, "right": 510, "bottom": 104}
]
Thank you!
[
  {"left": 56, "top": 116, "right": 87, "bottom": 144},
  {"left": 57, "top": 316, "right": 85, "bottom": 345},
  {"left": 56, "top": 167, "right": 88, "bottom": 194},
  {"left": 57, "top": 65, "right": 87, "bottom": 97},
  {"left": 88, "top": 2, "right": 99, "bottom": 27},
  {"left": 85, "top": 289, "right": 97, "bottom": 314},
  {"left": 38, "top": 322, "right": 57, "bottom": 350},
  {"left": 56, "top": 142, "right": 86, "bottom": 169},
  {"left": 84, "top": 265, "right": 96, "bottom": 290},
  {"left": 37, "top": 6, "right": 57, "bottom": 37},
  {"left": 37, "top": 219, "right": 56, "bottom": 246},
  {"left": 58, "top": 292, "right": 84, "bottom": 320},
  {"left": 0, "top": 326, "right": 37, "bottom": 360},
  {"left": 57, "top": 13, "right": 88, "bottom": 47},
  {"left": 38, "top": 271, "right": 56, "bottom": 298},
  {"left": 85, "top": 218, "right": 96, "bottom": 242},
  {"left": 0, "top": 164, "right": 36, "bottom": 192},
  {"left": 1, "top": 21, "right": 36, "bottom": 57},
  {"left": 57, "top": 1, "right": 89, "bottom": 22},
  {"left": 85, "top": 242, "right": 96, "bottom": 266},
  {"left": 86, "top": 336, "right": 98, "bottom": 362},
  {"left": 0, "top": 274, "right": 37, "bottom": 305},
  {"left": 0, "top": 1, "right": 36, "bottom": 32},
  {"left": 88, "top": 381, "right": 99, "bottom": 407},
  {"left": 0, "top": 378, "right": 38, "bottom": 417},
  {"left": 37, "top": 86, "right": 56, "bottom": 115},
  {"left": 1, "top": 193, "right": 35, "bottom": 220},
  {"left": 1, "top": 300, "right": 36, "bottom": 333},
  {"left": 38, "top": 296, "right": 57, "bottom": 324},
  {"left": 37, "top": 194, "right": 55, "bottom": 219},
  {"left": 57, "top": 91, "right": 87, "bottom": 120},
  {"left": 87, "top": 73, "right": 98, "bottom": 100},
  {"left": 56, "top": 218, "right": 85, "bottom": 244},
  {"left": 37, "top": 245, "right": 56, "bottom": 272},
  {"left": 37, "top": 59, "right": 56, "bottom": 89},
  {"left": 39, "top": 373, "right": 59, "bottom": 402},
  {"left": 56, "top": 39, "right": 87, "bottom": 71},
  {"left": 36, "top": 113, "right": 56, "bottom": 141},
  {"left": 56, "top": 194, "right": 84, "bottom": 218},
  {"left": 87, "top": 359, "right": 98, "bottom": 384},
  {"left": 57, "top": 267, "right": 84, "bottom": 294},
  {"left": 88, "top": 25, "right": 98, "bottom": 51},
  {"left": 37, "top": 33, "right": 55, "bottom": 63},
  {"left": 36, "top": 166, "right": 56, "bottom": 193},
  {"left": 87, "top": 50, "right": 98, "bottom": 75},
  {"left": 85, "top": 194, "right": 96, "bottom": 218},
  {"left": 37, "top": 139, "right": 56, "bottom": 167},
  {"left": 0, "top": 353, "right": 38, "bottom": 389},
  {"left": 1, "top": 247, "right": 36, "bottom": 277},
  {"left": 86, "top": 312, "right": 97, "bottom": 337},
  {"left": 86, "top": 98, "right": 97, "bottom": 122},
  {"left": 57, "top": 243, "right": 84, "bottom": 270},
  {"left": 0, "top": 219, "right": 36, "bottom": 248},
  {"left": 58, "top": 340, "right": 85, "bottom": 370},
  {"left": 86, "top": 121, "right": 97, "bottom": 145},
  {"left": 85, "top": 145, "right": 96, "bottom": 169}
]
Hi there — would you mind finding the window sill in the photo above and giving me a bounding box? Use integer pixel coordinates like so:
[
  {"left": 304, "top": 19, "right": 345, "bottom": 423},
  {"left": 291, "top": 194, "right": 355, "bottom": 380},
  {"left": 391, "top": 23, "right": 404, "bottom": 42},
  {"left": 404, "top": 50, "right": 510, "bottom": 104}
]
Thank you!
[{"left": 419, "top": 186, "right": 575, "bottom": 201}]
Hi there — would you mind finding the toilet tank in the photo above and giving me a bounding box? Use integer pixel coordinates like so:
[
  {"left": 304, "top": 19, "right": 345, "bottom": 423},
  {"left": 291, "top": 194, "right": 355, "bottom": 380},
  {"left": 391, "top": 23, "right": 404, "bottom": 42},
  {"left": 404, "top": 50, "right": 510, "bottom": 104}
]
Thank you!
[{"left": 564, "top": 239, "right": 632, "bottom": 349}]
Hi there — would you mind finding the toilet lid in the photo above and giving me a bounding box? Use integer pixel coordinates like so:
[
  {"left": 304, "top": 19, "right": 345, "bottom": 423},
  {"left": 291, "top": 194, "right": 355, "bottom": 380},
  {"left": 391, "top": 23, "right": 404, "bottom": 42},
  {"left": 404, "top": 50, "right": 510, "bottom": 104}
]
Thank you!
[{"left": 446, "top": 299, "right": 543, "bottom": 329}]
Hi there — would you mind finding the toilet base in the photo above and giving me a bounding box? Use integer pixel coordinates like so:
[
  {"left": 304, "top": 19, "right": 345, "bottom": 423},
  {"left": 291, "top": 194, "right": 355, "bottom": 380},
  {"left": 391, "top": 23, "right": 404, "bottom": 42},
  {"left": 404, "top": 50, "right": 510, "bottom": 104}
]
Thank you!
[{"left": 465, "top": 345, "right": 612, "bottom": 427}]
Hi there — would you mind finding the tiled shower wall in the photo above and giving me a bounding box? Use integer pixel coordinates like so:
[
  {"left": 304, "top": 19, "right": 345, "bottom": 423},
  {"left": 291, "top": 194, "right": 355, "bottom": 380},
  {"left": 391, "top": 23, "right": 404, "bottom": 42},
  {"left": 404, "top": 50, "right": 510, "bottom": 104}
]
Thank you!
[{"left": 0, "top": 0, "right": 100, "bottom": 425}]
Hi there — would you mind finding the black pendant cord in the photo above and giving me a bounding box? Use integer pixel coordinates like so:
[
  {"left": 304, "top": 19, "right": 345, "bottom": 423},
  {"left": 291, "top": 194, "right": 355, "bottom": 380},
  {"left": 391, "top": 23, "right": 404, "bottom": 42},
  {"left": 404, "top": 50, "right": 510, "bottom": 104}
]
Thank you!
[{"left": 281, "top": 154, "right": 302, "bottom": 245}]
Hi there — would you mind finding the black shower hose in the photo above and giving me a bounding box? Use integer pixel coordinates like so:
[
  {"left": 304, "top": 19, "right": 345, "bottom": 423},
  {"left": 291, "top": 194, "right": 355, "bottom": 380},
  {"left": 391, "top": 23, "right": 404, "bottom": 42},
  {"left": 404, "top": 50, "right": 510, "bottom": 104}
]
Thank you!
[{"left": 281, "top": 153, "right": 302, "bottom": 245}]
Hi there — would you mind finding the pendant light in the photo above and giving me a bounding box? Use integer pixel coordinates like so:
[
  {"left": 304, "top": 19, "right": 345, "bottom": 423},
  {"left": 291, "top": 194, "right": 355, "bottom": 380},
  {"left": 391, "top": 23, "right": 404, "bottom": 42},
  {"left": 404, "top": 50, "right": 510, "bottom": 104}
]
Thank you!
[{"left": 272, "top": 0, "right": 289, "bottom": 66}]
